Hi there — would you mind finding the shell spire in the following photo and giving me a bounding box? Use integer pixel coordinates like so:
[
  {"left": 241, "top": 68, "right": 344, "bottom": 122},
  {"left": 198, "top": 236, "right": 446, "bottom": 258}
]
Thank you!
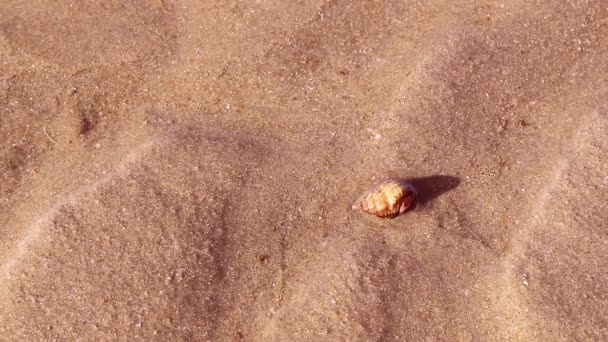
[{"left": 352, "top": 179, "right": 416, "bottom": 218}]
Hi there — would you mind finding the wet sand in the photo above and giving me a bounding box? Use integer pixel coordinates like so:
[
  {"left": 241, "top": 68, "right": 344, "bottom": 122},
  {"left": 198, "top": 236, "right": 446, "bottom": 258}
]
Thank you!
[{"left": 1, "top": 1, "right": 607, "bottom": 340}]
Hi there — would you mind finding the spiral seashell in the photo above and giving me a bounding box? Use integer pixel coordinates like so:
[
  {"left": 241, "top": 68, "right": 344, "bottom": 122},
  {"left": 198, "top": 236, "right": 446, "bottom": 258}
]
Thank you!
[{"left": 352, "top": 179, "right": 416, "bottom": 218}]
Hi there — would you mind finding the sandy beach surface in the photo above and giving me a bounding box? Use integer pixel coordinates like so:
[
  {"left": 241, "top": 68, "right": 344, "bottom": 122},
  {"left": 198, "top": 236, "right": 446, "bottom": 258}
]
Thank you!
[{"left": 1, "top": 1, "right": 607, "bottom": 340}]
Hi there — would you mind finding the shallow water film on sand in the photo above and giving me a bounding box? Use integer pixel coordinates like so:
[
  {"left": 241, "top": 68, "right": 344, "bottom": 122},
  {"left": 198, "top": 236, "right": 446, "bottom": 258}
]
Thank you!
[{"left": 0, "top": 1, "right": 607, "bottom": 340}]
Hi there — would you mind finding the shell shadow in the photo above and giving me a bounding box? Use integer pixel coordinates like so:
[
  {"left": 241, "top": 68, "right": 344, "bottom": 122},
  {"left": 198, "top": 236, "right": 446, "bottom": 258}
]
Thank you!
[{"left": 403, "top": 175, "right": 461, "bottom": 207}]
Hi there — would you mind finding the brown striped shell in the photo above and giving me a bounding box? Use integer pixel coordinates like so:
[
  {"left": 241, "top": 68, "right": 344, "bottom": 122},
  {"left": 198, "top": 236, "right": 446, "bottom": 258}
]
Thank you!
[{"left": 352, "top": 179, "right": 416, "bottom": 218}]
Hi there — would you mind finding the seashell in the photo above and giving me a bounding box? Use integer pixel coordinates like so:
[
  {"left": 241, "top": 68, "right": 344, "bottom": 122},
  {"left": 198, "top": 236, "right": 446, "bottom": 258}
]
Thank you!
[{"left": 352, "top": 179, "right": 416, "bottom": 218}]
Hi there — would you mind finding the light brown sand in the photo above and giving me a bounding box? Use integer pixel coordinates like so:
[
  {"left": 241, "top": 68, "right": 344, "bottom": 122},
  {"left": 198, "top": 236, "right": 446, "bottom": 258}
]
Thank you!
[{"left": 1, "top": 1, "right": 607, "bottom": 340}]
